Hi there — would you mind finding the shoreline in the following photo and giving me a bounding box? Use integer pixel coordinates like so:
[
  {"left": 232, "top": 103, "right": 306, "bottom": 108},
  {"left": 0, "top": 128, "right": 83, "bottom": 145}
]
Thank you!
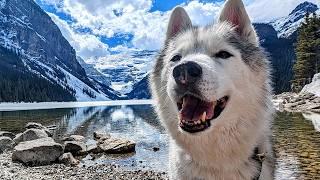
[
  {"left": 0, "top": 152, "right": 168, "bottom": 180},
  {"left": 0, "top": 100, "right": 154, "bottom": 112},
  {"left": 273, "top": 92, "right": 320, "bottom": 113}
]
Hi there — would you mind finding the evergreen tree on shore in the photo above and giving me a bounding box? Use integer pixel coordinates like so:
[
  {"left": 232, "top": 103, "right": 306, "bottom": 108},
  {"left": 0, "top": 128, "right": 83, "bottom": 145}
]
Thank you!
[{"left": 292, "top": 12, "right": 320, "bottom": 92}]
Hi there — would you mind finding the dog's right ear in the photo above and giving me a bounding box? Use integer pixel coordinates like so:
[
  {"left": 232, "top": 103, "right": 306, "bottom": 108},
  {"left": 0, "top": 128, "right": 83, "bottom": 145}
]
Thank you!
[
  {"left": 166, "top": 7, "right": 192, "bottom": 40},
  {"left": 219, "top": 0, "right": 258, "bottom": 44}
]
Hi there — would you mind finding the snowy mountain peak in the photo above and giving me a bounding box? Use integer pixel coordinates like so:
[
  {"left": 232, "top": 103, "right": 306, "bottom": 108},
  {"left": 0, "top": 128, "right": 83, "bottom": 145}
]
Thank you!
[
  {"left": 271, "top": 1, "right": 318, "bottom": 38},
  {"left": 289, "top": 1, "right": 318, "bottom": 16}
]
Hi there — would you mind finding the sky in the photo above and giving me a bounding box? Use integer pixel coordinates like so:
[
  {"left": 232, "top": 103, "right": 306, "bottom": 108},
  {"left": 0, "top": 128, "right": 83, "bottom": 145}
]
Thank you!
[{"left": 34, "top": 0, "right": 320, "bottom": 63}]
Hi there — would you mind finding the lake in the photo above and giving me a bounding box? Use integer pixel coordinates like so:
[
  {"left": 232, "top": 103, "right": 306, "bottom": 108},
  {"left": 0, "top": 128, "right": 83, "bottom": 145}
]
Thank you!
[{"left": 0, "top": 102, "right": 320, "bottom": 179}]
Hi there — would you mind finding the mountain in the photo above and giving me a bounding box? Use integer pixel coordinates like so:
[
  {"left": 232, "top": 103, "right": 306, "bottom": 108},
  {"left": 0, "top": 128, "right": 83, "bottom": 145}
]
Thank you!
[
  {"left": 271, "top": 1, "right": 319, "bottom": 38},
  {"left": 92, "top": 50, "right": 157, "bottom": 96},
  {"left": 0, "top": 0, "right": 114, "bottom": 102},
  {"left": 127, "top": 1, "right": 319, "bottom": 98},
  {"left": 77, "top": 56, "right": 121, "bottom": 100},
  {"left": 254, "top": 23, "right": 296, "bottom": 93},
  {"left": 125, "top": 75, "right": 151, "bottom": 99}
]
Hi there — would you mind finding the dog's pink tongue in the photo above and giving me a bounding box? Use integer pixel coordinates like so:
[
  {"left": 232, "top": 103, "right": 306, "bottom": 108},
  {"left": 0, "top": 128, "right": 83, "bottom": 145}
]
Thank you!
[{"left": 180, "top": 95, "right": 215, "bottom": 121}]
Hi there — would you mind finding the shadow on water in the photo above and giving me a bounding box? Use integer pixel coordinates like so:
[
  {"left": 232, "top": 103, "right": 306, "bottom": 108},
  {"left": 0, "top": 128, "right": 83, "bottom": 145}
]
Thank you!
[{"left": 1, "top": 105, "right": 320, "bottom": 178}]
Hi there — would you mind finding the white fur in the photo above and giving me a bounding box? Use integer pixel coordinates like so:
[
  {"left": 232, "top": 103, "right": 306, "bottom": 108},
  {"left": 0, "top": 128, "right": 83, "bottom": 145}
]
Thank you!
[{"left": 150, "top": 0, "right": 274, "bottom": 179}]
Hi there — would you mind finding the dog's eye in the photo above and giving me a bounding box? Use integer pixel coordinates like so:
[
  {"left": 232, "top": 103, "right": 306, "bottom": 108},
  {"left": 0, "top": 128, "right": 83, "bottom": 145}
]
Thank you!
[
  {"left": 215, "top": 51, "right": 233, "bottom": 59},
  {"left": 170, "top": 54, "right": 182, "bottom": 62}
]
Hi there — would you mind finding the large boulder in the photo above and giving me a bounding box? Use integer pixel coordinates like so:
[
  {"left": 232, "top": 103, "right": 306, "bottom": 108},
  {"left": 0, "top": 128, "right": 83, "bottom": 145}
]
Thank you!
[
  {"left": 12, "top": 137, "right": 63, "bottom": 166},
  {"left": 13, "top": 129, "right": 48, "bottom": 144},
  {"left": 98, "top": 137, "right": 135, "bottom": 154},
  {"left": 25, "top": 122, "right": 52, "bottom": 137},
  {"left": 0, "top": 137, "right": 14, "bottom": 152},
  {"left": 0, "top": 131, "right": 15, "bottom": 139},
  {"left": 64, "top": 141, "right": 87, "bottom": 156},
  {"left": 59, "top": 152, "right": 79, "bottom": 166}
]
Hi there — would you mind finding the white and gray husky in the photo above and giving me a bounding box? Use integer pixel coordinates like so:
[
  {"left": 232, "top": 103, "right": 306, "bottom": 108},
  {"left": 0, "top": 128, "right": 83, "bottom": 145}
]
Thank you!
[{"left": 149, "top": 0, "right": 275, "bottom": 179}]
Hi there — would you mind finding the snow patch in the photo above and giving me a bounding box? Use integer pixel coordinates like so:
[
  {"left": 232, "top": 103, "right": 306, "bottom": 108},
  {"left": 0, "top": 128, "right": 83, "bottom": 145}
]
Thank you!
[
  {"left": 0, "top": 100, "right": 153, "bottom": 111},
  {"left": 0, "top": 0, "right": 5, "bottom": 10},
  {"left": 301, "top": 73, "right": 320, "bottom": 97},
  {"left": 58, "top": 67, "right": 109, "bottom": 101},
  {"left": 303, "top": 112, "right": 320, "bottom": 132}
]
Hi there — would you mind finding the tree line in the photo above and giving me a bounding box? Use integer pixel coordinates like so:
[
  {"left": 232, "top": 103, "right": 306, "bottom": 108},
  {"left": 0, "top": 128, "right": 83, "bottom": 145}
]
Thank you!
[
  {"left": 0, "top": 46, "right": 76, "bottom": 102},
  {"left": 292, "top": 12, "right": 320, "bottom": 91}
]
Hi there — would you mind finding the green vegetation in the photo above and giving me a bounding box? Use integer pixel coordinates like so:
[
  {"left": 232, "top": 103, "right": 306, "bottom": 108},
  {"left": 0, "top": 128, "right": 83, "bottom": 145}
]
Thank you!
[
  {"left": 292, "top": 12, "right": 320, "bottom": 92},
  {"left": 0, "top": 46, "right": 76, "bottom": 102}
]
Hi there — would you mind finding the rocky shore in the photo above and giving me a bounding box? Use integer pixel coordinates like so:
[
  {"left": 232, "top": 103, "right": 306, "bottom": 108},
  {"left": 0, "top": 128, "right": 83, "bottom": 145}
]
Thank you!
[
  {"left": 273, "top": 92, "right": 320, "bottom": 113},
  {"left": 0, "top": 123, "right": 168, "bottom": 179}
]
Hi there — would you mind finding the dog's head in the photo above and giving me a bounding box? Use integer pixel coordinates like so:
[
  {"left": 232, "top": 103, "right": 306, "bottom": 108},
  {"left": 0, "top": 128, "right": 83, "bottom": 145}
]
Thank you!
[{"left": 151, "top": 0, "right": 270, "bottom": 138}]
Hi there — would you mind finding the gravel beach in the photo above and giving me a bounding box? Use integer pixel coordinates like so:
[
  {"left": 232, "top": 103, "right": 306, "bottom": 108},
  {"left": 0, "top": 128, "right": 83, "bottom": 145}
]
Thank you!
[{"left": 0, "top": 152, "right": 168, "bottom": 180}]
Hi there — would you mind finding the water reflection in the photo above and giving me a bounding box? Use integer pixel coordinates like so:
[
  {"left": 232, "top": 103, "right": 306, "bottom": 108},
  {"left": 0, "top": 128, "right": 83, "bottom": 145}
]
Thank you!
[
  {"left": 0, "top": 105, "right": 168, "bottom": 171},
  {"left": 1, "top": 106, "right": 320, "bottom": 178},
  {"left": 273, "top": 112, "right": 320, "bottom": 179}
]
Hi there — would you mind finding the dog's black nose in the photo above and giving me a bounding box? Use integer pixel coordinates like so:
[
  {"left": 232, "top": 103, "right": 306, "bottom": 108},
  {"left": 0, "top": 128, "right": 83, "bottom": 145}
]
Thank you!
[{"left": 173, "top": 61, "right": 202, "bottom": 85}]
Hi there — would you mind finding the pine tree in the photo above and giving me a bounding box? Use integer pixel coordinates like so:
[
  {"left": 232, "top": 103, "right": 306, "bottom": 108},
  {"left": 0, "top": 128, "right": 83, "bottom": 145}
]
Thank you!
[{"left": 292, "top": 12, "right": 320, "bottom": 92}]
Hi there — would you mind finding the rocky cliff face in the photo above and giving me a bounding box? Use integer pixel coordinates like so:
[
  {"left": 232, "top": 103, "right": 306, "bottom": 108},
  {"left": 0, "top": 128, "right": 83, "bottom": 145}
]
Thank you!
[{"left": 0, "top": 0, "right": 113, "bottom": 101}]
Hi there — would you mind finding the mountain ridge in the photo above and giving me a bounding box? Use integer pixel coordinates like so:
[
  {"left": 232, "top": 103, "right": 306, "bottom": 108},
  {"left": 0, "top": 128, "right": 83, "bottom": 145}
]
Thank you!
[{"left": 0, "top": 0, "right": 116, "bottom": 102}]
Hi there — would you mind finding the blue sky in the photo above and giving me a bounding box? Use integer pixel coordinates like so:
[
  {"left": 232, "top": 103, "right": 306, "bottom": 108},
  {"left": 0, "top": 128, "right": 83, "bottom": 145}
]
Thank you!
[{"left": 34, "top": 0, "right": 319, "bottom": 62}]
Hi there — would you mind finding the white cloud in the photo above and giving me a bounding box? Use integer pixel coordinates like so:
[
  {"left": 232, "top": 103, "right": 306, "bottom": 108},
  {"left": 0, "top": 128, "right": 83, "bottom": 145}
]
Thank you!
[
  {"left": 40, "top": 0, "right": 320, "bottom": 60},
  {"left": 48, "top": 13, "right": 109, "bottom": 61}
]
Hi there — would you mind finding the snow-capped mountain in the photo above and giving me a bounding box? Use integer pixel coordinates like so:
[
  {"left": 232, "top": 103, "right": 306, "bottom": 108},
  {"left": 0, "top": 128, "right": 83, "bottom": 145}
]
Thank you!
[
  {"left": 270, "top": 1, "right": 319, "bottom": 38},
  {"left": 88, "top": 50, "right": 157, "bottom": 96},
  {"left": 0, "top": 0, "right": 115, "bottom": 102}
]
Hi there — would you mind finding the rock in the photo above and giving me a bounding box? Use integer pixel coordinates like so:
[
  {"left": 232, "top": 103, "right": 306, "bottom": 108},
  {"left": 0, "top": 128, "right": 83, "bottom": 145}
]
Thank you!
[
  {"left": 0, "top": 137, "right": 14, "bottom": 152},
  {"left": 13, "top": 129, "right": 48, "bottom": 144},
  {"left": 300, "top": 152, "right": 309, "bottom": 158},
  {"left": 25, "top": 122, "right": 52, "bottom": 137},
  {"left": 0, "top": 131, "right": 15, "bottom": 139},
  {"left": 12, "top": 137, "right": 63, "bottom": 166},
  {"left": 98, "top": 137, "right": 135, "bottom": 154},
  {"left": 64, "top": 141, "right": 87, "bottom": 156},
  {"left": 93, "top": 131, "right": 110, "bottom": 141},
  {"left": 87, "top": 143, "right": 101, "bottom": 154},
  {"left": 59, "top": 152, "right": 79, "bottom": 166},
  {"left": 25, "top": 122, "right": 45, "bottom": 130},
  {"left": 152, "top": 147, "right": 160, "bottom": 152},
  {"left": 62, "top": 135, "right": 85, "bottom": 142}
]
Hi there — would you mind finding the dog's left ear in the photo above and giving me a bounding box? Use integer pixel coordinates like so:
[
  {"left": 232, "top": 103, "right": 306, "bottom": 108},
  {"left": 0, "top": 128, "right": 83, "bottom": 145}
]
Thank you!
[
  {"left": 166, "top": 7, "right": 192, "bottom": 40},
  {"left": 219, "top": 0, "right": 258, "bottom": 45}
]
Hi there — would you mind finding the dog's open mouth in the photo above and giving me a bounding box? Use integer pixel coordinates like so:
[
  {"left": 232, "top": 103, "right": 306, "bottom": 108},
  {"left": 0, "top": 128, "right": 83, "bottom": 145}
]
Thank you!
[{"left": 177, "top": 95, "right": 229, "bottom": 133}]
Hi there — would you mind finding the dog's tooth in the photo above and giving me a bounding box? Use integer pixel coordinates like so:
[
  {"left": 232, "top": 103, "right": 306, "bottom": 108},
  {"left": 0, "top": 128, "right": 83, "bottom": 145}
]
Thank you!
[{"left": 201, "top": 112, "right": 206, "bottom": 122}]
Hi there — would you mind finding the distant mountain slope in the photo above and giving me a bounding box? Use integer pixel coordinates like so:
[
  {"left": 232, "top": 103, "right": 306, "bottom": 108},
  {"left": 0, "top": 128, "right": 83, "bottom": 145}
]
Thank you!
[
  {"left": 0, "top": 46, "right": 76, "bottom": 102},
  {"left": 125, "top": 75, "right": 151, "bottom": 99},
  {"left": 93, "top": 50, "right": 157, "bottom": 95},
  {"left": 254, "top": 23, "right": 296, "bottom": 93},
  {"left": 0, "top": 0, "right": 114, "bottom": 102}
]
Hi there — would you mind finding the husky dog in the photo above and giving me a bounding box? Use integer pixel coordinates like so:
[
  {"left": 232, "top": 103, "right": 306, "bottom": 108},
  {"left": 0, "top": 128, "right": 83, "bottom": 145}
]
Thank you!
[{"left": 149, "top": 0, "right": 275, "bottom": 179}]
